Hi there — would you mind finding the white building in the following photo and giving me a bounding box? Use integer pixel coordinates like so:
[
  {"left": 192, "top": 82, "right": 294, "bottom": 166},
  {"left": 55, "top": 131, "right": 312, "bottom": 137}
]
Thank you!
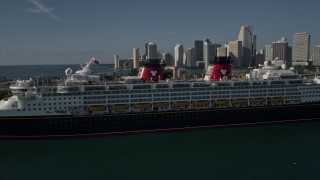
[
  {"left": 133, "top": 48, "right": 139, "bottom": 69},
  {"left": 203, "top": 41, "right": 214, "bottom": 70},
  {"left": 114, "top": 54, "right": 119, "bottom": 69},
  {"left": 238, "top": 25, "right": 253, "bottom": 67},
  {"left": 292, "top": 32, "right": 310, "bottom": 66},
  {"left": 265, "top": 45, "right": 273, "bottom": 61},
  {"left": 174, "top": 44, "right": 184, "bottom": 68},
  {"left": 217, "top": 47, "right": 227, "bottom": 57},
  {"left": 228, "top": 40, "right": 242, "bottom": 67}
]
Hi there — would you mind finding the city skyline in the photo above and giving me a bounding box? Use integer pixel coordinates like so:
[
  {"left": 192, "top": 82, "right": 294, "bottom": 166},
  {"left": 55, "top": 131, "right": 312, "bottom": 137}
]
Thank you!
[{"left": 1, "top": 0, "right": 320, "bottom": 65}]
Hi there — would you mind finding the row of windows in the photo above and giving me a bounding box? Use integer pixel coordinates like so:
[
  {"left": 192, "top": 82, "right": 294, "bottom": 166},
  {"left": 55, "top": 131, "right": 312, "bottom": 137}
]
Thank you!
[
  {"left": 83, "top": 96, "right": 105, "bottom": 100},
  {"left": 108, "top": 99, "right": 129, "bottom": 103},
  {"left": 83, "top": 100, "right": 106, "bottom": 104},
  {"left": 108, "top": 95, "right": 129, "bottom": 98},
  {"left": 43, "top": 97, "right": 81, "bottom": 101},
  {"left": 18, "top": 106, "right": 68, "bottom": 111},
  {"left": 28, "top": 101, "right": 80, "bottom": 106}
]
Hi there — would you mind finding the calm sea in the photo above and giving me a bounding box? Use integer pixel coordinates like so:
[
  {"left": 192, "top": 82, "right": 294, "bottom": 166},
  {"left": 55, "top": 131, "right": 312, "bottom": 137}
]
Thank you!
[
  {"left": 0, "top": 64, "right": 128, "bottom": 80},
  {"left": 0, "top": 65, "right": 320, "bottom": 179}
]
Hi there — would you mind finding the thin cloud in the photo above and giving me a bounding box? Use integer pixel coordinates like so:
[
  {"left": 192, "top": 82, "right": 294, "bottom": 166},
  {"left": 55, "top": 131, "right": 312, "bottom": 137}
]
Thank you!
[{"left": 27, "top": 0, "right": 61, "bottom": 21}]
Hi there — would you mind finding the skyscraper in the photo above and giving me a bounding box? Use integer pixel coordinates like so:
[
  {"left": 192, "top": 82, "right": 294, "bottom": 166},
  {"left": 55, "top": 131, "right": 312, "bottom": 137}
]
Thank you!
[
  {"left": 203, "top": 40, "right": 214, "bottom": 70},
  {"left": 162, "top": 52, "right": 173, "bottom": 66},
  {"left": 238, "top": 25, "right": 253, "bottom": 67},
  {"left": 265, "top": 45, "right": 273, "bottom": 61},
  {"left": 273, "top": 37, "right": 288, "bottom": 66},
  {"left": 312, "top": 45, "right": 320, "bottom": 66},
  {"left": 217, "top": 47, "right": 227, "bottom": 57},
  {"left": 114, "top": 54, "right": 119, "bottom": 69},
  {"left": 194, "top": 40, "right": 203, "bottom": 61},
  {"left": 292, "top": 32, "right": 310, "bottom": 66},
  {"left": 147, "top": 42, "right": 157, "bottom": 59},
  {"left": 186, "top": 48, "right": 196, "bottom": 68},
  {"left": 252, "top": 35, "right": 257, "bottom": 66},
  {"left": 174, "top": 44, "right": 184, "bottom": 68},
  {"left": 133, "top": 48, "right": 139, "bottom": 69},
  {"left": 228, "top": 40, "right": 243, "bottom": 67}
]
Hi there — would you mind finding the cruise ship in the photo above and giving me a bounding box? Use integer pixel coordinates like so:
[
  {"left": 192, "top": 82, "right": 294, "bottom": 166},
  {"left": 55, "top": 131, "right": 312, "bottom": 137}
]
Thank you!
[{"left": 1, "top": 56, "right": 320, "bottom": 138}]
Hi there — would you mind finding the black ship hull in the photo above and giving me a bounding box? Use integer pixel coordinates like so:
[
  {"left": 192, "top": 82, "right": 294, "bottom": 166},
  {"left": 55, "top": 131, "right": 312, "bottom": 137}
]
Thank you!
[{"left": 1, "top": 103, "right": 320, "bottom": 138}]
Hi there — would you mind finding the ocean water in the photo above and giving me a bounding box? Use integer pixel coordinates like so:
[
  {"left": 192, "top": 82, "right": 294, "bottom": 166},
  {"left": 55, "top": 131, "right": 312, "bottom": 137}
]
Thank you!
[
  {"left": 1, "top": 121, "right": 320, "bottom": 180},
  {"left": 0, "top": 64, "right": 127, "bottom": 80},
  {"left": 0, "top": 65, "right": 320, "bottom": 179}
]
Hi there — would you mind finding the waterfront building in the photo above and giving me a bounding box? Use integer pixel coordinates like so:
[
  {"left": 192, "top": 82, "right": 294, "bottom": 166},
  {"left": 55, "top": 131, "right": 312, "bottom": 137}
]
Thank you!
[
  {"left": 252, "top": 35, "right": 257, "bottom": 66},
  {"left": 217, "top": 47, "right": 227, "bottom": 57},
  {"left": 114, "top": 54, "right": 119, "bottom": 69},
  {"left": 265, "top": 45, "right": 273, "bottom": 61},
  {"left": 147, "top": 42, "right": 157, "bottom": 59},
  {"left": 273, "top": 37, "right": 289, "bottom": 66},
  {"left": 162, "top": 52, "right": 173, "bottom": 66},
  {"left": 292, "top": 32, "right": 310, "bottom": 66},
  {"left": 186, "top": 48, "right": 197, "bottom": 68},
  {"left": 238, "top": 25, "right": 253, "bottom": 67},
  {"left": 174, "top": 44, "right": 184, "bottom": 68},
  {"left": 133, "top": 48, "right": 139, "bottom": 69},
  {"left": 194, "top": 40, "right": 203, "bottom": 61},
  {"left": 228, "top": 40, "right": 243, "bottom": 67},
  {"left": 203, "top": 40, "right": 214, "bottom": 70},
  {"left": 256, "top": 51, "right": 265, "bottom": 66},
  {"left": 312, "top": 45, "right": 320, "bottom": 66}
]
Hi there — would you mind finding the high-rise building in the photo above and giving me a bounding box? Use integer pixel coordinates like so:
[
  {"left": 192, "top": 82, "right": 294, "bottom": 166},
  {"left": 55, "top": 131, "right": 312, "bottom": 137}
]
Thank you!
[
  {"left": 238, "top": 25, "right": 253, "bottom": 67},
  {"left": 186, "top": 48, "right": 196, "bottom": 68},
  {"left": 312, "top": 45, "right": 320, "bottom": 66},
  {"left": 194, "top": 40, "right": 203, "bottom": 61},
  {"left": 144, "top": 43, "right": 148, "bottom": 56},
  {"left": 265, "top": 45, "right": 273, "bottom": 61},
  {"left": 256, "top": 51, "right": 265, "bottom": 66},
  {"left": 114, "top": 54, "right": 119, "bottom": 69},
  {"left": 203, "top": 40, "right": 214, "bottom": 70},
  {"left": 174, "top": 44, "right": 184, "bottom": 68},
  {"left": 212, "top": 43, "right": 221, "bottom": 57},
  {"left": 162, "top": 52, "right": 173, "bottom": 66},
  {"left": 272, "top": 37, "right": 288, "bottom": 66},
  {"left": 217, "top": 47, "right": 227, "bottom": 57},
  {"left": 147, "top": 42, "right": 157, "bottom": 59},
  {"left": 228, "top": 40, "right": 243, "bottom": 67},
  {"left": 133, "top": 48, "right": 139, "bottom": 69},
  {"left": 292, "top": 32, "right": 310, "bottom": 66},
  {"left": 252, "top": 35, "right": 257, "bottom": 66}
]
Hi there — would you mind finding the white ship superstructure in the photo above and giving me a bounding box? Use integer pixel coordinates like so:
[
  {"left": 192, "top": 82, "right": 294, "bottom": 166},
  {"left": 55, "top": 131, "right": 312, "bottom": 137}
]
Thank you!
[{"left": 1, "top": 58, "right": 320, "bottom": 118}]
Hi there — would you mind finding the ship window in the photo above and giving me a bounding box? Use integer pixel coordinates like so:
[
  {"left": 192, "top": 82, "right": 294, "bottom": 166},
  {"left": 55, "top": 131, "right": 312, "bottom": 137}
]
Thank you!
[
  {"left": 39, "top": 108, "right": 41, "bottom": 110},
  {"left": 28, "top": 104, "right": 30, "bottom": 106}
]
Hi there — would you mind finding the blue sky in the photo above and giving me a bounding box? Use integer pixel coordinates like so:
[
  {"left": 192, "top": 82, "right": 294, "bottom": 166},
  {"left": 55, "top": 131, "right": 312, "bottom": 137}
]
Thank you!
[{"left": 1, "top": 0, "right": 320, "bottom": 65}]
